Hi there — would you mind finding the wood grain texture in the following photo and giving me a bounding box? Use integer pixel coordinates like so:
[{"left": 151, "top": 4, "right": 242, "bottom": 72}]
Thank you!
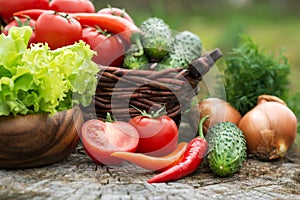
[
  {"left": 0, "top": 106, "right": 83, "bottom": 168},
  {"left": 0, "top": 143, "right": 299, "bottom": 199}
]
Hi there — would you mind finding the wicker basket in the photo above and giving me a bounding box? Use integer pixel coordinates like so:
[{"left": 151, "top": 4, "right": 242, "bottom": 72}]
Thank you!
[{"left": 83, "top": 48, "right": 222, "bottom": 124}]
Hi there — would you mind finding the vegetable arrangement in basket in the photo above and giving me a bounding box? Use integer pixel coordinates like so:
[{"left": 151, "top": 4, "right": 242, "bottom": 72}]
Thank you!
[
  {"left": 1, "top": 0, "right": 266, "bottom": 184},
  {"left": 0, "top": 0, "right": 240, "bottom": 182}
]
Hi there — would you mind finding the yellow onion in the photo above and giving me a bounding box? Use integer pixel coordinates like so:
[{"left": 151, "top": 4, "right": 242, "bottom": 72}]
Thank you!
[
  {"left": 238, "top": 94, "right": 298, "bottom": 160},
  {"left": 198, "top": 97, "right": 242, "bottom": 134}
]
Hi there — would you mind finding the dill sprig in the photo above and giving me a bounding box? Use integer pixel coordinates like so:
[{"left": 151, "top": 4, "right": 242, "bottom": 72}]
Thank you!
[{"left": 219, "top": 35, "right": 290, "bottom": 116}]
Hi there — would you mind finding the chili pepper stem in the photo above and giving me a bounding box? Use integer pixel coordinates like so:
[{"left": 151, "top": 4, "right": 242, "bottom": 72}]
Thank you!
[{"left": 198, "top": 115, "right": 210, "bottom": 138}]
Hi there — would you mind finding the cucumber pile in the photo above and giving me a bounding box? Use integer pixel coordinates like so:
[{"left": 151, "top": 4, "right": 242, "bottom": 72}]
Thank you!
[{"left": 123, "top": 17, "right": 203, "bottom": 70}]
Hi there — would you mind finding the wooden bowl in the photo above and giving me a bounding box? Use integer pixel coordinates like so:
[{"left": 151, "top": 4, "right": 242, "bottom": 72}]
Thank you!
[{"left": 0, "top": 106, "right": 84, "bottom": 168}]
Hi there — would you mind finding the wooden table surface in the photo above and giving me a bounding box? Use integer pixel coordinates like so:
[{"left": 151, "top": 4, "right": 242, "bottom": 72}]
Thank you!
[{"left": 1, "top": 143, "right": 300, "bottom": 200}]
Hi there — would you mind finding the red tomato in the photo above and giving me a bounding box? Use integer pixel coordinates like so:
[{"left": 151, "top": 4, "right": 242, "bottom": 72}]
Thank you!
[
  {"left": 129, "top": 113, "right": 179, "bottom": 157},
  {"left": 0, "top": 0, "right": 49, "bottom": 24},
  {"left": 49, "top": 0, "right": 95, "bottom": 13},
  {"left": 3, "top": 17, "right": 37, "bottom": 47},
  {"left": 97, "top": 6, "right": 134, "bottom": 23},
  {"left": 80, "top": 119, "right": 139, "bottom": 165},
  {"left": 35, "top": 12, "right": 82, "bottom": 49},
  {"left": 27, "top": 32, "right": 37, "bottom": 48},
  {"left": 81, "top": 27, "right": 125, "bottom": 66}
]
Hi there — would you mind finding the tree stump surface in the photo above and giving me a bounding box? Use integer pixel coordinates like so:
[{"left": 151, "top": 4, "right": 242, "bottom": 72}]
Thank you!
[{"left": 1, "top": 143, "right": 299, "bottom": 200}]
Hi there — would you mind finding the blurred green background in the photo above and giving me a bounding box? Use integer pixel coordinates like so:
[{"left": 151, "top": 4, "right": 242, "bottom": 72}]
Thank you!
[{"left": 93, "top": 0, "right": 300, "bottom": 92}]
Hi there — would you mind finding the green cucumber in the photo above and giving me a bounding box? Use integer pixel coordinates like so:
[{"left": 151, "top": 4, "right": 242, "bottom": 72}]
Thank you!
[
  {"left": 159, "top": 31, "right": 202, "bottom": 69},
  {"left": 206, "top": 121, "right": 247, "bottom": 177},
  {"left": 140, "top": 17, "right": 172, "bottom": 60}
]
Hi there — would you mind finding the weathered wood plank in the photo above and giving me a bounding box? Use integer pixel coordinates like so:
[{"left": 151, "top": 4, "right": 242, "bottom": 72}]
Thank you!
[{"left": 0, "top": 143, "right": 299, "bottom": 200}]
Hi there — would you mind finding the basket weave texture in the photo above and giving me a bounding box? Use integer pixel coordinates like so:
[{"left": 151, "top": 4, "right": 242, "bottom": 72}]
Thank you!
[{"left": 84, "top": 48, "right": 222, "bottom": 124}]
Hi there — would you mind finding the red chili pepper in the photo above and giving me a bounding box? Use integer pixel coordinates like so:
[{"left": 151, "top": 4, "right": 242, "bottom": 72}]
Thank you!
[
  {"left": 147, "top": 115, "right": 209, "bottom": 183},
  {"left": 70, "top": 13, "right": 143, "bottom": 55},
  {"left": 13, "top": 9, "right": 52, "bottom": 20}
]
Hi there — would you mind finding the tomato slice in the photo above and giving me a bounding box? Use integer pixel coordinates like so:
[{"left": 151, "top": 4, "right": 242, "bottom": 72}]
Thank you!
[{"left": 80, "top": 119, "right": 139, "bottom": 165}]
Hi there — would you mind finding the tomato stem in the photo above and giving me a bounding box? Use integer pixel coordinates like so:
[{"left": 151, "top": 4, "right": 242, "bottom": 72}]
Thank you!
[
  {"left": 53, "top": 11, "right": 74, "bottom": 22},
  {"left": 107, "top": 4, "right": 113, "bottom": 10},
  {"left": 131, "top": 105, "right": 167, "bottom": 118},
  {"left": 105, "top": 112, "right": 116, "bottom": 123},
  {"left": 93, "top": 25, "right": 111, "bottom": 37},
  {"left": 151, "top": 106, "right": 168, "bottom": 118}
]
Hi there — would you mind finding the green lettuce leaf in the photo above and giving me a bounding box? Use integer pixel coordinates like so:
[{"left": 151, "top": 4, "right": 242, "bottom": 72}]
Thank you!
[{"left": 0, "top": 26, "right": 99, "bottom": 116}]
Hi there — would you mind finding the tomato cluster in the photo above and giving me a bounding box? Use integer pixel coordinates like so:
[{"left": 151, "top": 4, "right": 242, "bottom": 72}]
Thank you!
[{"left": 0, "top": 0, "right": 134, "bottom": 67}]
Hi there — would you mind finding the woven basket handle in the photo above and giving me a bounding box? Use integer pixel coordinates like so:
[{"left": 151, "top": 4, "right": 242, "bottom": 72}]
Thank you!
[{"left": 188, "top": 48, "right": 223, "bottom": 79}]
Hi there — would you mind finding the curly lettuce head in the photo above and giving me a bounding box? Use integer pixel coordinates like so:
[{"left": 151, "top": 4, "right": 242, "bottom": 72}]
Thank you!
[{"left": 0, "top": 26, "right": 99, "bottom": 116}]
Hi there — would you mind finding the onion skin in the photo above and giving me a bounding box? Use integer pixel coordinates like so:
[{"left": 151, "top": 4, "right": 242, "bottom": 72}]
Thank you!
[
  {"left": 238, "top": 94, "right": 298, "bottom": 160},
  {"left": 198, "top": 98, "right": 242, "bottom": 135}
]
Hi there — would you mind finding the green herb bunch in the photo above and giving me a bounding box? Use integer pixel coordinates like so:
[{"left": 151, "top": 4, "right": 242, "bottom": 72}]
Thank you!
[{"left": 219, "top": 35, "right": 290, "bottom": 115}]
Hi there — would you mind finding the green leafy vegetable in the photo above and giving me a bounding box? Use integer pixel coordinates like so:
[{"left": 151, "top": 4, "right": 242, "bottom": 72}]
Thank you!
[
  {"left": 218, "top": 35, "right": 290, "bottom": 115},
  {"left": 0, "top": 26, "right": 99, "bottom": 116}
]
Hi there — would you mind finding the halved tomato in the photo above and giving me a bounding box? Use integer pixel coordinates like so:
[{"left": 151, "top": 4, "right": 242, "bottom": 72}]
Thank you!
[{"left": 80, "top": 118, "right": 139, "bottom": 165}]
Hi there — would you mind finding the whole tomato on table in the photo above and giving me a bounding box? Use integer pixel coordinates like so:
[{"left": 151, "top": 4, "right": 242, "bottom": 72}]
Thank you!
[
  {"left": 0, "top": 0, "right": 49, "bottom": 24},
  {"left": 49, "top": 0, "right": 95, "bottom": 13},
  {"left": 81, "top": 26, "right": 126, "bottom": 67},
  {"left": 34, "top": 11, "right": 82, "bottom": 49},
  {"left": 80, "top": 115, "right": 140, "bottom": 165},
  {"left": 129, "top": 107, "right": 179, "bottom": 157}
]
